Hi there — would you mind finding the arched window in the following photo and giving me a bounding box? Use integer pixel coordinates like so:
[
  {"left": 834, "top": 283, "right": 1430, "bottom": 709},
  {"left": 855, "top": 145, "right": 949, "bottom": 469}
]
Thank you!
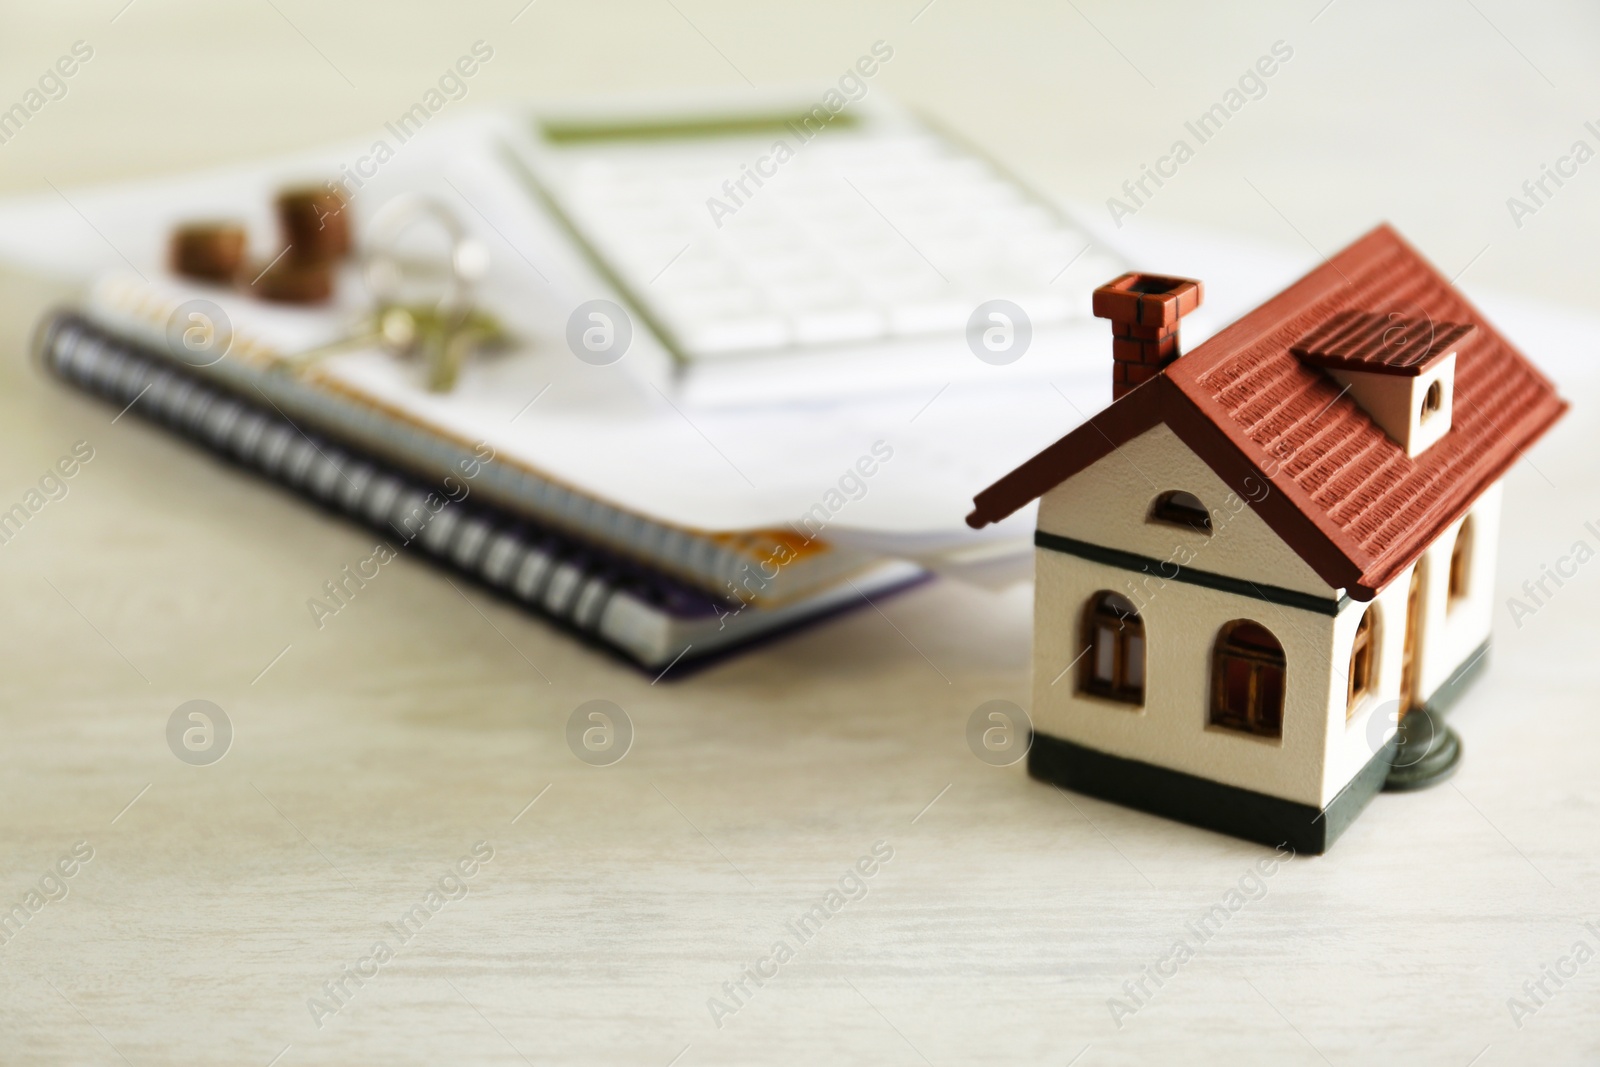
[
  {"left": 1421, "top": 380, "right": 1444, "bottom": 421},
  {"left": 1148, "top": 490, "right": 1212, "bottom": 534},
  {"left": 1346, "top": 608, "right": 1377, "bottom": 717},
  {"left": 1448, "top": 517, "right": 1473, "bottom": 607},
  {"left": 1210, "top": 621, "right": 1286, "bottom": 739},
  {"left": 1400, "top": 563, "right": 1425, "bottom": 713},
  {"left": 1080, "top": 592, "right": 1145, "bottom": 705}
]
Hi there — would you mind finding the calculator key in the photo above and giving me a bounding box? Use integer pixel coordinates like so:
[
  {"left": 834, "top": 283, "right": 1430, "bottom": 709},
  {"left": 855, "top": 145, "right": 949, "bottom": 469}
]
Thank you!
[
  {"left": 791, "top": 306, "right": 887, "bottom": 345},
  {"left": 741, "top": 254, "right": 835, "bottom": 284},
  {"left": 676, "top": 316, "right": 793, "bottom": 354},
  {"left": 858, "top": 272, "right": 943, "bottom": 302},
  {"left": 662, "top": 287, "right": 764, "bottom": 320},
  {"left": 888, "top": 299, "right": 971, "bottom": 336},
  {"left": 764, "top": 278, "right": 854, "bottom": 310}
]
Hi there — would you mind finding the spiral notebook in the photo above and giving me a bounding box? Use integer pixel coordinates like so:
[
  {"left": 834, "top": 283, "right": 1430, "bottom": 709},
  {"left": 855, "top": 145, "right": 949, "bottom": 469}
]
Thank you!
[{"left": 36, "top": 310, "right": 925, "bottom": 674}]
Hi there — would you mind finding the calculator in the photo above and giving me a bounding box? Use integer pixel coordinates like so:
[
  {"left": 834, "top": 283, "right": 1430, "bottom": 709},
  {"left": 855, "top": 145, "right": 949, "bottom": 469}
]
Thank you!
[{"left": 502, "top": 92, "right": 1124, "bottom": 406}]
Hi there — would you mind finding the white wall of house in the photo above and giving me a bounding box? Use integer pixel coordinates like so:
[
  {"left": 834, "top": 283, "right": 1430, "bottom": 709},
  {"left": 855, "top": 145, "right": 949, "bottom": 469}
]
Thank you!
[
  {"left": 1031, "top": 423, "right": 1504, "bottom": 811},
  {"left": 1322, "top": 570, "right": 1410, "bottom": 806},
  {"left": 1036, "top": 424, "right": 1336, "bottom": 599},
  {"left": 1416, "top": 481, "right": 1500, "bottom": 699},
  {"left": 1032, "top": 549, "right": 1337, "bottom": 808},
  {"left": 1326, "top": 483, "right": 1501, "bottom": 795}
]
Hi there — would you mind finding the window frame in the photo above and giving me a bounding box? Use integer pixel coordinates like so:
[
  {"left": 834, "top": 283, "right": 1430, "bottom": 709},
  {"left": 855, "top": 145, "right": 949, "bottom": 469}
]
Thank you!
[
  {"left": 1447, "top": 517, "right": 1473, "bottom": 608},
  {"left": 1346, "top": 608, "right": 1376, "bottom": 718},
  {"left": 1079, "top": 592, "right": 1146, "bottom": 707},
  {"left": 1209, "top": 620, "right": 1286, "bottom": 740}
]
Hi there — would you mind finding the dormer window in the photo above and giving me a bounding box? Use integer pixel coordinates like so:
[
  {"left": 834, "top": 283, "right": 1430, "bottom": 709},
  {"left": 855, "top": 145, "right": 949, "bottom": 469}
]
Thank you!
[
  {"left": 1148, "top": 490, "right": 1212, "bottom": 534},
  {"left": 1421, "top": 380, "right": 1443, "bottom": 421},
  {"left": 1291, "top": 310, "right": 1474, "bottom": 458}
]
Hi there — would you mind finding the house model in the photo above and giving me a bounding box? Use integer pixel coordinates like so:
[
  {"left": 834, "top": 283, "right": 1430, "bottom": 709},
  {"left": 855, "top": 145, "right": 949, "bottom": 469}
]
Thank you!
[{"left": 967, "top": 225, "right": 1566, "bottom": 853}]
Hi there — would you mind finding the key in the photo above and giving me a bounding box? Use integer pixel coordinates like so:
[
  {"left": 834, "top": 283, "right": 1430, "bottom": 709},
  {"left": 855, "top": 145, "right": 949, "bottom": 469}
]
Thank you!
[
  {"left": 274, "top": 302, "right": 508, "bottom": 393},
  {"left": 400, "top": 304, "right": 508, "bottom": 393}
]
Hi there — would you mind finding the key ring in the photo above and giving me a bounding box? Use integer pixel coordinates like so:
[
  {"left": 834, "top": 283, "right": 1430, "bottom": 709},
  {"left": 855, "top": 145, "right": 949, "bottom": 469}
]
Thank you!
[
  {"left": 364, "top": 194, "right": 488, "bottom": 314},
  {"left": 363, "top": 194, "right": 493, "bottom": 390}
]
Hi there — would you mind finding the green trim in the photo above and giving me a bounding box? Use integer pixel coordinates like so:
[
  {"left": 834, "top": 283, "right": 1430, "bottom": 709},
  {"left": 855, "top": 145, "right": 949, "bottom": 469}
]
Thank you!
[
  {"left": 1034, "top": 530, "right": 1348, "bottom": 617},
  {"left": 1029, "top": 730, "right": 1398, "bottom": 854},
  {"left": 538, "top": 112, "right": 859, "bottom": 143}
]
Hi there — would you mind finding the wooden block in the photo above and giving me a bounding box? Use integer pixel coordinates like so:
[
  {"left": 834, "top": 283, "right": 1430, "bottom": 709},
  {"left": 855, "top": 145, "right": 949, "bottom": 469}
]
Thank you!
[
  {"left": 170, "top": 222, "right": 247, "bottom": 284},
  {"left": 276, "top": 186, "right": 350, "bottom": 262},
  {"left": 250, "top": 254, "right": 333, "bottom": 304}
]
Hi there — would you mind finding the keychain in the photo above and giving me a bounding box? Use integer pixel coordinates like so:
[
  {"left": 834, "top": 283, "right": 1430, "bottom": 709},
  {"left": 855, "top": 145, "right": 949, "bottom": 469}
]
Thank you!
[{"left": 278, "top": 193, "right": 508, "bottom": 391}]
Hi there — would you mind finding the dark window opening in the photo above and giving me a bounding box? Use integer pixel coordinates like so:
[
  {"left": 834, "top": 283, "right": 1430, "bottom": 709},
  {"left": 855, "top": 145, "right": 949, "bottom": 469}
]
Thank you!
[
  {"left": 1421, "top": 380, "right": 1443, "bottom": 421},
  {"left": 1148, "top": 490, "right": 1212, "bottom": 534}
]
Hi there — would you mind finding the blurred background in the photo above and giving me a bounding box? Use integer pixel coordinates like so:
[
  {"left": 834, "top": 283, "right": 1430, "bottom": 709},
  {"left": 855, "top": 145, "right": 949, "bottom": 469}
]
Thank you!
[
  {"left": 3, "top": 5, "right": 1598, "bottom": 1064},
  {"left": 3, "top": 0, "right": 1598, "bottom": 309}
]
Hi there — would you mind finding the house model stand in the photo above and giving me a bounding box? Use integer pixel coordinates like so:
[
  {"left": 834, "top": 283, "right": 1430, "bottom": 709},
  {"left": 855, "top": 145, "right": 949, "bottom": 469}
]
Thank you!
[{"left": 967, "top": 225, "right": 1566, "bottom": 853}]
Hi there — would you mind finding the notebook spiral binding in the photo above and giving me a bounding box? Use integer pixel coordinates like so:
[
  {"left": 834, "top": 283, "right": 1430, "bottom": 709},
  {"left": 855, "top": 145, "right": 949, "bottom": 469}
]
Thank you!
[{"left": 37, "top": 311, "right": 740, "bottom": 672}]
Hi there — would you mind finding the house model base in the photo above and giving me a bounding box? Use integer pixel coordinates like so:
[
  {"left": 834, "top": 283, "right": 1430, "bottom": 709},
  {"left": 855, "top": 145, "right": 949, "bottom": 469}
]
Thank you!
[
  {"left": 968, "top": 227, "right": 1567, "bottom": 855},
  {"left": 1030, "top": 732, "right": 1396, "bottom": 855}
]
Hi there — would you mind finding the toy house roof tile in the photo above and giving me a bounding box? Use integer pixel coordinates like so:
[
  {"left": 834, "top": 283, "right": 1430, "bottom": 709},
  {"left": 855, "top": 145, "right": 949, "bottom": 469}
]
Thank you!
[
  {"left": 1290, "top": 308, "right": 1475, "bottom": 376},
  {"left": 967, "top": 224, "right": 1568, "bottom": 601}
]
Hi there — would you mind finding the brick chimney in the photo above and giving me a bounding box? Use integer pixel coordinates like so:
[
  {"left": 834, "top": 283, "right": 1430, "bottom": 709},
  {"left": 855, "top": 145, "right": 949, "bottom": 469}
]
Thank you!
[{"left": 1092, "top": 273, "right": 1203, "bottom": 400}]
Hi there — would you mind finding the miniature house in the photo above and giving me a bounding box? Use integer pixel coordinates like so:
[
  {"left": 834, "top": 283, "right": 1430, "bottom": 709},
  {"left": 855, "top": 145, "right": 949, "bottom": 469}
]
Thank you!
[{"left": 967, "top": 225, "right": 1566, "bottom": 853}]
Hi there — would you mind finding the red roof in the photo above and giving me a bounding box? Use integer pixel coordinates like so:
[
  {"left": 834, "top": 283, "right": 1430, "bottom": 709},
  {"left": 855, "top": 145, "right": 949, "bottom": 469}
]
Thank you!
[{"left": 967, "top": 224, "right": 1568, "bottom": 601}]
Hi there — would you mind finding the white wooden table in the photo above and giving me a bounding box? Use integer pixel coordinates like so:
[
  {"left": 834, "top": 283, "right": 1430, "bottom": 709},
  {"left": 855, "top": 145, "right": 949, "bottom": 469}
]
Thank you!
[{"left": 2, "top": 3, "right": 1598, "bottom": 1063}]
